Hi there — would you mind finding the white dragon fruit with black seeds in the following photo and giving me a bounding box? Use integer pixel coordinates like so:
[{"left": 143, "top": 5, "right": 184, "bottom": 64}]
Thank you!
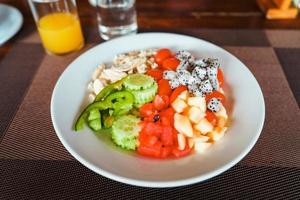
[
  {"left": 163, "top": 70, "right": 177, "bottom": 80},
  {"left": 208, "top": 59, "right": 220, "bottom": 68},
  {"left": 192, "top": 67, "right": 207, "bottom": 80},
  {"left": 210, "top": 78, "right": 219, "bottom": 91},
  {"left": 192, "top": 59, "right": 208, "bottom": 68},
  {"left": 188, "top": 83, "right": 197, "bottom": 92},
  {"left": 199, "top": 79, "right": 213, "bottom": 93},
  {"left": 193, "top": 88, "right": 204, "bottom": 97},
  {"left": 178, "top": 76, "right": 191, "bottom": 86},
  {"left": 176, "top": 70, "right": 192, "bottom": 86},
  {"left": 188, "top": 84, "right": 204, "bottom": 97},
  {"left": 169, "top": 79, "right": 180, "bottom": 89},
  {"left": 176, "top": 50, "right": 195, "bottom": 63},
  {"left": 188, "top": 75, "right": 201, "bottom": 85},
  {"left": 176, "top": 60, "right": 189, "bottom": 71},
  {"left": 206, "top": 66, "right": 218, "bottom": 79},
  {"left": 207, "top": 98, "right": 221, "bottom": 112}
]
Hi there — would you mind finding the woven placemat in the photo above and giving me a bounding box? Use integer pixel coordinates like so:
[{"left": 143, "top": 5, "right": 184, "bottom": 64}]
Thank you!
[{"left": 0, "top": 28, "right": 299, "bottom": 199}]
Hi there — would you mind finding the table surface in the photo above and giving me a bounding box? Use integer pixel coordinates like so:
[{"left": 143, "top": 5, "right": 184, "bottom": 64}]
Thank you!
[{"left": 0, "top": 0, "right": 300, "bottom": 199}]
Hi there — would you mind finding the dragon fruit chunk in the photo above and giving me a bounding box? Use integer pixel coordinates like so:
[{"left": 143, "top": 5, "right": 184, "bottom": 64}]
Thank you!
[
  {"left": 176, "top": 50, "right": 195, "bottom": 63},
  {"left": 163, "top": 70, "right": 177, "bottom": 80},
  {"left": 192, "top": 67, "right": 207, "bottom": 80},
  {"left": 199, "top": 79, "right": 213, "bottom": 94},
  {"left": 207, "top": 98, "right": 221, "bottom": 112},
  {"left": 169, "top": 79, "right": 180, "bottom": 89}
]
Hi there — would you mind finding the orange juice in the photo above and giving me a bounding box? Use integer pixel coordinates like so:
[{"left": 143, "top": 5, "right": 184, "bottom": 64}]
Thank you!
[{"left": 38, "top": 12, "right": 84, "bottom": 54}]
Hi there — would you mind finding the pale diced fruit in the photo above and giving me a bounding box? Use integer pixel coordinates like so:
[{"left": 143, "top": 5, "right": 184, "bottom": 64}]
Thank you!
[
  {"left": 188, "top": 138, "right": 194, "bottom": 148},
  {"left": 177, "top": 90, "right": 189, "bottom": 101},
  {"left": 177, "top": 133, "right": 186, "bottom": 150},
  {"left": 215, "top": 104, "right": 228, "bottom": 119},
  {"left": 87, "top": 82, "right": 94, "bottom": 93},
  {"left": 194, "top": 118, "right": 213, "bottom": 134},
  {"left": 182, "top": 107, "right": 190, "bottom": 116},
  {"left": 187, "top": 96, "right": 206, "bottom": 113},
  {"left": 193, "top": 135, "right": 210, "bottom": 143},
  {"left": 187, "top": 106, "right": 205, "bottom": 124},
  {"left": 219, "top": 88, "right": 225, "bottom": 94},
  {"left": 207, "top": 127, "right": 227, "bottom": 141},
  {"left": 218, "top": 117, "right": 227, "bottom": 128},
  {"left": 88, "top": 93, "right": 96, "bottom": 103},
  {"left": 174, "top": 113, "right": 194, "bottom": 137},
  {"left": 99, "top": 78, "right": 108, "bottom": 86},
  {"left": 92, "top": 68, "right": 101, "bottom": 81},
  {"left": 172, "top": 98, "right": 188, "bottom": 113},
  {"left": 194, "top": 142, "right": 212, "bottom": 153},
  {"left": 93, "top": 79, "right": 104, "bottom": 95},
  {"left": 92, "top": 64, "right": 105, "bottom": 80},
  {"left": 194, "top": 130, "right": 205, "bottom": 136}
]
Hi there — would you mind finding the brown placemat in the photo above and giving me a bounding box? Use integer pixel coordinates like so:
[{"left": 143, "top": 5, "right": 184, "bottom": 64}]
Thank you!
[{"left": 0, "top": 28, "right": 300, "bottom": 199}]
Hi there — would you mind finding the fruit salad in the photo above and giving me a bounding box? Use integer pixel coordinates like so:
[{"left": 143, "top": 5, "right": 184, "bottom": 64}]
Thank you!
[{"left": 74, "top": 48, "right": 228, "bottom": 159}]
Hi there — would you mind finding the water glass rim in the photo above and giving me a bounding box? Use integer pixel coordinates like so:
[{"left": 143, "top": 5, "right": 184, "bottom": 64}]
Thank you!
[{"left": 29, "top": 0, "right": 65, "bottom": 3}]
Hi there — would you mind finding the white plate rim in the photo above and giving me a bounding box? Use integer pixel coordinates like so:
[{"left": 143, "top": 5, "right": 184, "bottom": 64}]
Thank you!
[
  {"left": 0, "top": 4, "right": 23, "bottom": 45},
  {"left": 51, "top": 32, "right": 265, "bottom": 188}
]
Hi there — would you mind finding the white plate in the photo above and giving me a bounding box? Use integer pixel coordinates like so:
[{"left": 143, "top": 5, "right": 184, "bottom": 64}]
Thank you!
[
  {"left": 0, "top": 4, "right": 23, "bottom": 45},
  {"left": 51, "top": 33, "right": 265, "bottom": 187}
]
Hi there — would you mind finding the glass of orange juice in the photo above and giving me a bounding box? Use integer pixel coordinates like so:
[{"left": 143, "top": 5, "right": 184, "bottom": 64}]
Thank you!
[{"left": 28, "top": 0, "right": 84, "bottom": 55}]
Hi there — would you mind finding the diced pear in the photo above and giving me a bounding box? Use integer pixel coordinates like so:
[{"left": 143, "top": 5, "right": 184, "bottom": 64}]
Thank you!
[
  {"left": 178, "top": 90, "right": 189, "bottom": 101},
  {"left": 194, "top": 118, "right": 213, "bottom": 134},
  {"left": 194, "top": 142, "right": 212, "bottom": 153},
  {"left": 172, "top": 98, "right": 188, "bottom": 113},
  {"left": 215, "top": 104, "right": 228, "bottom": 119},
  {"left": 187, "top": 106, "right": 205, "bottom": 124},
  {"left": 207, "top": 127, "right": 227, "bottom": 141},
  {"left": 88, "top": 93, "right": 96, "bottom": 103},
  {"left": 193, "top": 135, "right": 210, "bottom": 143},
  {"left": 93, "top": 79, "right": 104, "bottom": 95},
  {"left": 182, "top": 107, "right": 190, "bottom": 116},
  {"left": 177, "top": 133, "right": 186, "bottom": 150},
  {"left": 219, "top": 88, "right": 225, "bottom": 94},
  {"left": 174, "top": 113, "right": 194, "bottom": 137},
  {"left": 218, "top": 116, "right": 227, "bottom": 128},
  {"left": 188, "top": 138, "right": 194, "bottom": 148},
  {"left": 194, "top": 130, "right": 206, "bottom": 136},
  {"left": 87, "top": 82, "right": 94, "bottom": 93},
  {"left": 187, "top": 96, "right": 206, "bottom": 112}
]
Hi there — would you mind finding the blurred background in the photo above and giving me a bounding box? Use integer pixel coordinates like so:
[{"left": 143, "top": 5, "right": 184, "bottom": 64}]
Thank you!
[{"left": 1, "top": 0, "right": 300, "bottom": 37}]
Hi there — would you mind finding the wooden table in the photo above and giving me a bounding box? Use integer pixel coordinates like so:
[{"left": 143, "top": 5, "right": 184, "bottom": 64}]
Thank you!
[{"left": 1, "top": 0, "right": 300, "bottom": 60}]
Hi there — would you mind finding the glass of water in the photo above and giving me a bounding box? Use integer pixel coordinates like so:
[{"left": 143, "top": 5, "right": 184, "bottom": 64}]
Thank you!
[{"left": 96, "top": 0, "right": 137, "bottom": 40}]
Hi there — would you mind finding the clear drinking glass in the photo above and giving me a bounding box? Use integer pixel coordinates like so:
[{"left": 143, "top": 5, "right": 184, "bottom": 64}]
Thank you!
[
  {"left": 28, "top": 0, "right": 84, "bottom": 55},
  {"left": 96, "top": 0, "right": 137, "bottom": 40}
]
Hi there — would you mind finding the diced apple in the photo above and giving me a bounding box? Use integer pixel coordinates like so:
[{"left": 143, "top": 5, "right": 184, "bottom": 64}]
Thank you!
[
  {"left": 177, "top": 133, "right": 186, "bottom": 150},
  {"left": 188, "top": 138, "right": 194, "bottom": 148},
  {"left": 174, "top": 113, "right": 194, "bottom": 137},
  {"left": 187, "top": 96, "right": 206, "bottom": 112},
  {"left": 193, "top": 135, "right": 210, "bottom": 143},
  {"left": 187, "top": 106, "right": 205, "bottom": 124},
  {"left": 177, "top": 90, "right": 189, "bottom": 101},
  {"left": 194, "top": 142, "right": 212, "bottom": 153},
  {"left": 172, "top": 98, "right": 188, "bottom": 113},
  {"left": 194, "top": 118, "right": 213, "bottom": 134},
  {"left": 207, "top": 127, "right": 227, "bottom": 141},
  {"left": 215, "top": 104, "right": 228, "bottom": 119}
]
